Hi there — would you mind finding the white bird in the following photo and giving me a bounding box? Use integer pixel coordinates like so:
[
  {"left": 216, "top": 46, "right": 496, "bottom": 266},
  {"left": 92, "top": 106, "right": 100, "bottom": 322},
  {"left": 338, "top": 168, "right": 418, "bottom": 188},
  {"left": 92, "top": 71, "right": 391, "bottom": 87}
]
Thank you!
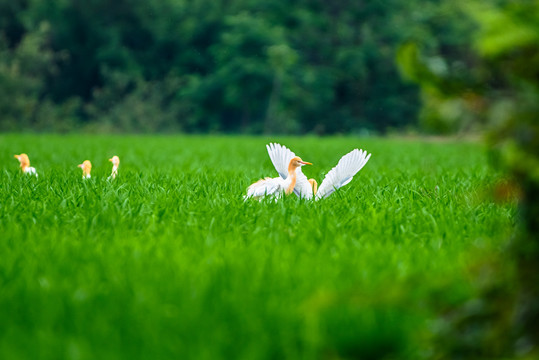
[
  {"left": 245, "top": 146, "right": 312, "bottom": 200},
  {"left": 108, "top": 155, "right": 120, "bottom": 179},
  {"left": 14, "top": 153, "right": 38, "bottom": 177},
  {"left": 77, "top": 160, "right": 92, "bottom": 179},
  {"left": 266, "top": 143, "right": 371, "bottom": 200}
]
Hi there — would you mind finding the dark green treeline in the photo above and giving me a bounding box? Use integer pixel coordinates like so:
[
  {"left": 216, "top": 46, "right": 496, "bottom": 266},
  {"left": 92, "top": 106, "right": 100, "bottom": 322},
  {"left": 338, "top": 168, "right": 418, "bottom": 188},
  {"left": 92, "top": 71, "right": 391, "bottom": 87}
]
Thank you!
[{"left": 0, "top": 0, "right": 471, "bottom": 134}]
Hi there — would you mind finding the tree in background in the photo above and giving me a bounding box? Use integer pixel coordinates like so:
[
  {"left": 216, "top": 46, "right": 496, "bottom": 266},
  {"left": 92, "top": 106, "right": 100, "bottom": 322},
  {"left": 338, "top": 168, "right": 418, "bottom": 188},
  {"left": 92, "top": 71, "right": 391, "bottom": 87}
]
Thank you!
[{"left": 0, "top": 0, "right": 437, "bottom": 134}]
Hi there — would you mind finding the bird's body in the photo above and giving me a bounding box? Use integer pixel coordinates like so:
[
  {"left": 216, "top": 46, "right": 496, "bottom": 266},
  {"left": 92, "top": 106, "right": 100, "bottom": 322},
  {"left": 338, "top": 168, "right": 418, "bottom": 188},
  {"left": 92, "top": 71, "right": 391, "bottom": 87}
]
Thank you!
[
  {"left": 108, "top": 155, "right": 120, "bottom": 179},
  {"left": 14, "top": 154, "right": 38, "bottom": 177},
  {"left": 246, "top": 176, "right": 293, "bottom": 199},
  {"left": 265, "top": 143, "right": 371, "bottom": 200},
  {"left": 78, "top": 160, "right": 92, "bottom": 179},
  {"left": 245, "top": 148, "right": 312, "bottom": 200},
  {"left": 23, "top": 166, "right": 38, "bottom": 176}
]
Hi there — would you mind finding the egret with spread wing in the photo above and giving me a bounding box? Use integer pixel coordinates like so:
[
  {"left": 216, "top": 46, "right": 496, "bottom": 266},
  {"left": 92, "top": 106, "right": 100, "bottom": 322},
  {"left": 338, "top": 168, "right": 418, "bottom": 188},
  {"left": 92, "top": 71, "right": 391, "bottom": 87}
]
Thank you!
[
  {"left": 266, "top": 143, "right": 371, "bottom": 200},
  {"left": 245, "top": 144, "right": 312, "bottom": 200}
]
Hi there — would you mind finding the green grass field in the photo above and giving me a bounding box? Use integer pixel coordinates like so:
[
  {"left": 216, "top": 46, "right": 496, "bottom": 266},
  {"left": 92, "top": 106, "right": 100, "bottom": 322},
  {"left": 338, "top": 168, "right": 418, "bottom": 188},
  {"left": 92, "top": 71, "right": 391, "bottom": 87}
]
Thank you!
[{"left": 0, "top": 134, "right": 516, "bottom": 359}]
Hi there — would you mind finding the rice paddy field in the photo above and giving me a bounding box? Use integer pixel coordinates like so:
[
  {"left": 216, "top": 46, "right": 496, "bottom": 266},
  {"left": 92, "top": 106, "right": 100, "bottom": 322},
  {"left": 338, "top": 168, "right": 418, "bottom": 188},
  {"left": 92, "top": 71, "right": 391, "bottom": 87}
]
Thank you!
[{"left": 0, "top": 134, "right": 516, "bottom": 359}]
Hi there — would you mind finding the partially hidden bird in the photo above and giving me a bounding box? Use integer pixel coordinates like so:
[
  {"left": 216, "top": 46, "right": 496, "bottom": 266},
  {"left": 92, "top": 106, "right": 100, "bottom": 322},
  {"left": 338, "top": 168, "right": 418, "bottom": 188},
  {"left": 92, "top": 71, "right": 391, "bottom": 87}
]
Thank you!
[
  {"left": 78, "top": 160, "right": 92, "bottom": 179},
  {"left": 264, "top": 143, "right": 371, "bottom": 200},
  {"left": 14, "top": 153, "right": 38, "bottom": 177},
  {"left": 245, "top": 145, "right": 312, "bottom": 200},
  {"left": 108, "top": 155, "right": 120, "bottom": 179}
]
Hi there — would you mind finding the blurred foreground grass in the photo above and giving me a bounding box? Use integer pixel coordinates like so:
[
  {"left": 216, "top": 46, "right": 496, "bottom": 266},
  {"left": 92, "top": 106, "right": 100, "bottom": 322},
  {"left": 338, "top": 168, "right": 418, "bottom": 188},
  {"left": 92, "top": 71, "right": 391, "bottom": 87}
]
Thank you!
[{"left": 0, "top": 134, "right": 516, "bottom": 359}]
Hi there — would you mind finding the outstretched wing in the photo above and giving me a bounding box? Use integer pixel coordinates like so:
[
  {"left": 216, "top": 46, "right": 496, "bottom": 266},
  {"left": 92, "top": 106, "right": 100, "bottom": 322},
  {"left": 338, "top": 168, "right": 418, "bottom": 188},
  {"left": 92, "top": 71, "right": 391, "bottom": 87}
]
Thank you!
[
  {"left": 266, "top": 143, "right": 295, "bottom": 179},
  {"left": 266, "top": 143, "right": 313, "bottom": 199},
  {"left": 316, "top": 149, "right": 371, "bottom": 200},
  {"left": 245, "top": 177, "right": 285, "bottom": 199}
]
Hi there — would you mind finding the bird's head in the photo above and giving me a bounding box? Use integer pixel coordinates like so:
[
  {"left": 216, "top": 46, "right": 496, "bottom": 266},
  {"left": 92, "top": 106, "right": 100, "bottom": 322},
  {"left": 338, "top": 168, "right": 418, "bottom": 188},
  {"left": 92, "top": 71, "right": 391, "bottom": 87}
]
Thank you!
[
  {"left": 14, "top": 154, "right": 30, "bottom": 168},
  {"left": 290, "top": 156, "right": 312, "bottom": 168},
  {"left": 78, "top": 160, "right": 92, "bottom": 175},
  {"left": 109, "top": 155, "right": 120, "bottom": 167},
  {"left": 288, "top": 156, "right": 312, "bottom": 174}
]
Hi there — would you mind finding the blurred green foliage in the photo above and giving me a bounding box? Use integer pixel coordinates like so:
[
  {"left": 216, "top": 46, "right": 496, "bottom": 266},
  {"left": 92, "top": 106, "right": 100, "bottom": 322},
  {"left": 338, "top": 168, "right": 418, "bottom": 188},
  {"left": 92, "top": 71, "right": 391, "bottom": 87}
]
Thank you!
[
  {"left": 398, "top": 0, "right": 539, "bottom": 357},
  {"left": 0, "top": 0, "right": 476, "bottom": 134}
]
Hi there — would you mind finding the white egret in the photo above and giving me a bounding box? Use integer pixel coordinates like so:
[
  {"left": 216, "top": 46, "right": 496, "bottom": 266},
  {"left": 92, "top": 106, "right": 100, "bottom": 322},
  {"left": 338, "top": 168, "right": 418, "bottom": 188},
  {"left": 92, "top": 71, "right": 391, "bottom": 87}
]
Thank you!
[
  {"left": 266, "top": 143, "right": 371, "bottom": 200},
  {"left": 108, "top": 155, "right": 120, "bottom": 179},
  {"left": 245, "top": 145, "right": 312, "bottom": 199},
  {"left": 14, "top": 154, "right": 38, "bottom": 177},
  {"left": 77, "top": 160, "right": 92, "bottom": 179}
]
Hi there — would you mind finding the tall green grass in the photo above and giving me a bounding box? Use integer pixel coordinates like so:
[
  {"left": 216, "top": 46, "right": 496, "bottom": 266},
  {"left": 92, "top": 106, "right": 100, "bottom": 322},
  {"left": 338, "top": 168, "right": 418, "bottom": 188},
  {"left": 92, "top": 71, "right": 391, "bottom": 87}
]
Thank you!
[{"left": 0, "top": 135, "right": 516, "bottom": 359}]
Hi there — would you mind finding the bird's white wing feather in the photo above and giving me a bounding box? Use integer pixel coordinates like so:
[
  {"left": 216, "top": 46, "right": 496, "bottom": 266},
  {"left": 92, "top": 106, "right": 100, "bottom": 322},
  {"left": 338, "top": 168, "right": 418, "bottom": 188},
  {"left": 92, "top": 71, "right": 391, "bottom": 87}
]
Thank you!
[
  {"left": 266, "top": 143, "right": 296, "bottom": 180},
  {"left": 316, "top": 149, "right": 371, "bottom": 200},
  {"left": 266, "top": 143, "right": 313, "bottom": 198},
  {"left": 294, "top": 168, "right": 313, "bottom": 199},
  {"left": 245, "top": 176, "right": 285, "bottom": 199}
]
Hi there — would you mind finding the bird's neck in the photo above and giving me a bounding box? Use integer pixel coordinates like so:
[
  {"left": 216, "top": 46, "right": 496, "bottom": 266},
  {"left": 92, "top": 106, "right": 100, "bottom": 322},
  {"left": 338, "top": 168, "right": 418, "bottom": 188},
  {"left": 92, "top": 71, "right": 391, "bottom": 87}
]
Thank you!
[
  {"left": 19, "top": 159, "right": 30, "bottom": 172},
  {"left": 286, "top": 167, "right": 298, "bottom": 195}
]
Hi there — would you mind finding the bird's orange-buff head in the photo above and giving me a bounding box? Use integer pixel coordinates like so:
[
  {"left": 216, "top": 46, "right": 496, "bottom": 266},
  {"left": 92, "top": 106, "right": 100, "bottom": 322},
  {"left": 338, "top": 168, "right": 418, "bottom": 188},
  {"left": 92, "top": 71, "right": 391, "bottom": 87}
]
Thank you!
[
  {"left": 14, "top": 154, "right": 30, "bottom": 171},
  {"left": 109, "top": 155, "right": 120, "bottom": 167},
  {"left": 288, "top": 156, "right": 312, "bottom": 174},
  {"left": 78, "top": 160, "right": 92, "bottom": 177}
]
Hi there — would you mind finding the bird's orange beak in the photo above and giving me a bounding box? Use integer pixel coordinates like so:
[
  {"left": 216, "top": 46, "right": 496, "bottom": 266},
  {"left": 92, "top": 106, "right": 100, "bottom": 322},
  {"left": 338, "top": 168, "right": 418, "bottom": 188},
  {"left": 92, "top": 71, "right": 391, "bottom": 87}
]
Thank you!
[
  {"left": 77, "top": 164, "right": 83, "bottom": 168},
  {"left": 14, "top": 154, "right": 20, "bottom": 159},
  {"left": 109, "top": 158, "right": 113, "bottom": 162},
  {"left": 299, "top": 161, "right": 312, "bottom": 165}
]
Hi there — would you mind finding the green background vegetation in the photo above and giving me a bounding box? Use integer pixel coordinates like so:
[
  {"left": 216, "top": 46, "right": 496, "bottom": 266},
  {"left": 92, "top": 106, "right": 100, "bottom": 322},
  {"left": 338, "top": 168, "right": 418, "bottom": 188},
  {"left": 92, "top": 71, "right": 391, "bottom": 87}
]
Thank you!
[
  {"left": 0, "top": 0, "right": 476, "bottom": 134},
  {"left": 0, "top": 135, "right": 516, "bottom": 359}
]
